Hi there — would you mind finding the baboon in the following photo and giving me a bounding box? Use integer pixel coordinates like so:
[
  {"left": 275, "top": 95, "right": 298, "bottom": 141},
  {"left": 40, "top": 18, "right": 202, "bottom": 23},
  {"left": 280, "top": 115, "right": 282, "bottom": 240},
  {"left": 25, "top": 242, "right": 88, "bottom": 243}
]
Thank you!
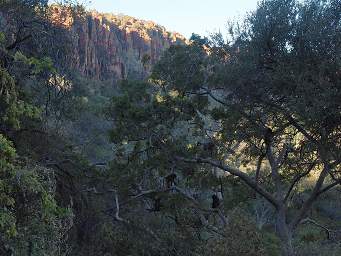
[
  {"left": 211, "top": 194, "right": 220, "bottom": 209},
  {"left": 165, "top": 173, "right": 177, "bottom": 188},
  {"left": 198, "top": 140, "right": 216, "bottom": 157},
  {"left": 203, "top": 141, "right": 215, "bottom": 151}
]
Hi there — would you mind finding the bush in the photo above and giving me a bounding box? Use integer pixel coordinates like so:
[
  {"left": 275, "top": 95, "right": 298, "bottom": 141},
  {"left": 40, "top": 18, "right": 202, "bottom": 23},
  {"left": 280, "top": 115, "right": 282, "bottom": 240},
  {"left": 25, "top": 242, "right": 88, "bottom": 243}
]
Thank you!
[
  {"left": 296, "top": 242, "right": 341, "bottom": 256},
  {"left": 200, "top": 208, "right": 267, "bottom": 256}
]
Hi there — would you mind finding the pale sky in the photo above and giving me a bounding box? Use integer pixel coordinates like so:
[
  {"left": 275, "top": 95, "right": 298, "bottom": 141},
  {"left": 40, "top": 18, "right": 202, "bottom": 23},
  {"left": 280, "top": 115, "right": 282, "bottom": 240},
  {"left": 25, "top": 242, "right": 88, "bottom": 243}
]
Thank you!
[{"left": 85, "top": 0, "right": 259, "bottom": 38}]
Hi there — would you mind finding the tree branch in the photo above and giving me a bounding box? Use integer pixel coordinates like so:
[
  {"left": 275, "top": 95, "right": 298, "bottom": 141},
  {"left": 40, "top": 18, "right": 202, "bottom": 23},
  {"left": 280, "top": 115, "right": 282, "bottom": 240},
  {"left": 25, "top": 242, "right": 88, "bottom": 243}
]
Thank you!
[
  {"left": 264, "top": 129, "right": 283, "bottom": 198},
  {"left": 284, "top": 161, "right": 317, "bottom": 202},
  {"left": 301, "top": 218, "right": 332, "bottom": 240},
  {"left": 290, "top": 164, "right": 330, "bottom": 229},
  {"left": 255, "top": 153, "right": 265, "bottom": 186},
  {"left": 173, "top": 186, "right": 228, "bottom": 226},
  {"left": 6, "top": 34, "right": 32, "bottom": 50},
  {"left": 177, "top": 156, "right": 279, "bottom": 209},
  {"left": 262, "top": 100, "right": 318, "bottom": 145},
  {"left": 111, "top": 191, "right": 162, "bottom": 242},
  {"left": 316, "top": 181, "right": 340, "bottom": 196},
  {"left": 114, "top": 192, "right": 126, "bottom": 223}
]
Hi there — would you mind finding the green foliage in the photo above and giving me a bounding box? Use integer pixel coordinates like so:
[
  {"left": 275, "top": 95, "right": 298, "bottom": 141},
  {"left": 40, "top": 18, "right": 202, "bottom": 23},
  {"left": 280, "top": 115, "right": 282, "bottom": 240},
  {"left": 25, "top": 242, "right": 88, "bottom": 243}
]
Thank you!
[
  {"left": 1, "top": 161, "right": 73, "bottom": 255},
  {"left": 262, "top": 232, "right": 282, "bottom": 256},
  {"left": 1, "top": 0, "right": 341, "bottom": 255},
  {"left": 0, "top": 134, "right": 17, "bottom": 242},
  {"left": 0, "top": 209, "right": 17, "bottom": 238},
  {"left": 14, "top": 52, "right": 56, "bottom": 75},
  {"left": 107, "top": 1, "right": 341, "bottom": 255},
  {"left": 0, "top": 66, "right": 41, "bottom": 129},
  {"left": 0, "top": 2, "right": 79, "bottom": 254},
  {"left": 0, "top": 135, "right": 16, "bottom": 206},
  {"left": 0, "top": 134, "right": 72, "bottom": 255},
  {"left": 0, "top": 32, "right": 5, "bottom": 45},
  {"left": 297, "top": 225, "right": 324, "bottom": 243},
  {"left": 296, "top": 242, "right": 341, "bottom": 256},
  {"left": 200, "top": 209, "right": 267, "bottom": 256},
  {"left": 189, "top": 33, "right": 209, "bottom": 46},
  {"left": 151, "top": 43, "right": 207, "bottom": 93}
]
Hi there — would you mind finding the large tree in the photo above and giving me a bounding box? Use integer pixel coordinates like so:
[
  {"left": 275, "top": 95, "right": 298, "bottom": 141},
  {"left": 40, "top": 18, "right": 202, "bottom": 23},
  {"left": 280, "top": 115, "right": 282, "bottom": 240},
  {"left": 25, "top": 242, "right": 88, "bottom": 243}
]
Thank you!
[{"left": 108, "top": 0, "right": 341, "bottom": 255}]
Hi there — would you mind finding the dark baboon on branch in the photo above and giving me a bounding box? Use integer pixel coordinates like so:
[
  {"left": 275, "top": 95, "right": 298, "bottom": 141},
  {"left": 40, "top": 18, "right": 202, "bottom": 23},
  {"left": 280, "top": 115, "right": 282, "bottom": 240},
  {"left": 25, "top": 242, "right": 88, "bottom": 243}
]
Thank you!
[
  {"left": 211, "top": 194, "right": 220, "bottom": 209},
  {"left": 164, "top": 173, "right": 177, "bottom": 188},
  {"left": 198, "top": 139, "right": 216, "bottom": 157}
]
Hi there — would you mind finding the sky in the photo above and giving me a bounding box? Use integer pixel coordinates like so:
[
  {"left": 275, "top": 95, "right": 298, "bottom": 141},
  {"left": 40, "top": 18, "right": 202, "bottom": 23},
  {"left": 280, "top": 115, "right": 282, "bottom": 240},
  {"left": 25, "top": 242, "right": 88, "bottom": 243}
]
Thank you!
[{"left": 85, "top": 0, "right": 259, "bottom": 38}]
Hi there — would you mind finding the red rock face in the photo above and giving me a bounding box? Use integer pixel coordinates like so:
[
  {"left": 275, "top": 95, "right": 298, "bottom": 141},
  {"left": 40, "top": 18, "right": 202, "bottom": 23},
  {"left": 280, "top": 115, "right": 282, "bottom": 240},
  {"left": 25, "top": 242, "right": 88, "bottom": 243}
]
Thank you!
[
  {"left": 1, "top": 5, "right": 184, "bottom": 80},
  {"left": 67, "top": 11, "right": 187, "bottom": 80}
]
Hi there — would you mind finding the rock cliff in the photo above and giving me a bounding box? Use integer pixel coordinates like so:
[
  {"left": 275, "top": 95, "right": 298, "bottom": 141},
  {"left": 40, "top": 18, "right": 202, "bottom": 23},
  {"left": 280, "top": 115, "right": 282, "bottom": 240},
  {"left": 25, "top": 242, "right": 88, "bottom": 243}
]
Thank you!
[{"left": 51, "top": 6, "right": 187, "bottom": 80}]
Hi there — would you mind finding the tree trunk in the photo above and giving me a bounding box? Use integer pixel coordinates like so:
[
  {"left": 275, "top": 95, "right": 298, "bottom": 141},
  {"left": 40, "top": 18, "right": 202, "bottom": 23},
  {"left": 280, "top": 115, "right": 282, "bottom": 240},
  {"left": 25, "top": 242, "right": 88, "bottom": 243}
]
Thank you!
[{"left": 276, "top": 208, "right": 295, "bottom": 256}]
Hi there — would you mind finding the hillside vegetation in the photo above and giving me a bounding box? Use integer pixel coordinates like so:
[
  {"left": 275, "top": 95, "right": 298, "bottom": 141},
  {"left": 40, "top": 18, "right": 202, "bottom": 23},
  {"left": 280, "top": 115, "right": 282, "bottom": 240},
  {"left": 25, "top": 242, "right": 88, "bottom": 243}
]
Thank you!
[{"left": 0, "top": 1, "right": 340, "bottom": 256}]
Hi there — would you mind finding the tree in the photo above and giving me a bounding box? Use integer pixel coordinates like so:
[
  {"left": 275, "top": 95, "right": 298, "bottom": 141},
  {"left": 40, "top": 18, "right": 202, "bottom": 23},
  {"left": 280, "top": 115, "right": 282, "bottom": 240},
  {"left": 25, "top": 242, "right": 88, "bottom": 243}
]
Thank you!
[
  {"left": 108, "top": 0, "right": 341, "bottom": 255},
  {"left": 0, "top": 2, "right": 86, "bottom": 254}
]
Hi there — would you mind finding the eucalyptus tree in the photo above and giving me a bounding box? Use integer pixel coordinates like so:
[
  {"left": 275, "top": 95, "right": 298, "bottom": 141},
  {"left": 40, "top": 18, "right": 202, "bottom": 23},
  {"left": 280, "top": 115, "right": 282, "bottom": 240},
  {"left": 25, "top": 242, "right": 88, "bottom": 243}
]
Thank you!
[{"left": 108, "top": 0, "right": 341, "bottom": 255}]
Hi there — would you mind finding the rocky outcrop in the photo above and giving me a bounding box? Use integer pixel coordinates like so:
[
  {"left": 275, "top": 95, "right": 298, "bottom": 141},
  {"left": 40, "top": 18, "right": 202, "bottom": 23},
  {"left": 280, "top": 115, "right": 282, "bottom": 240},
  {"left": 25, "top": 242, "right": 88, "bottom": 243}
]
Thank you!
[{"left": 51, "top": 6, "right": 187, "bottom": 80}]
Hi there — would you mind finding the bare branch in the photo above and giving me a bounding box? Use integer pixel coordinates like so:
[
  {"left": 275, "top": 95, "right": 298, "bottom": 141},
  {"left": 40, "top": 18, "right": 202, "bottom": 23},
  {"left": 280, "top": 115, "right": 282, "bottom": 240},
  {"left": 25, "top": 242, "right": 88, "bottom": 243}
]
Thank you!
[
  {"left": 264, "top": 129, "right": 283, "bottom": 198},
  {"left": 112, "top": 191, "right": 162, "bottom": 242},
  {"left": 316, "top": 181, "right": 340, "bottom": 196},
  {"left": 301, "top": 218, "right": 332, "bottom": 240},
  {"left": 265, "top": 101, "right": 318, "bottom": 145},
  {"left": 177, "top": 156, "right": 279, "bottom": 209},
  {"left": 200, "top": 86, "right": 273, "bottom": 132},
  {"left": 114, "top": 192, "right": 127, "bottom": 223},
  {"left": 290, "top": 165, "right": 330, "bottom": 229},
  {"left": 277, "top": 143, "right": 289, "bottom": 168},
  {"left": 173, "top": 186, "right": 228, "bottom": 226},
  {"left": 284, "top": 162, "right": 317, "bottom": 202},
  {"left": 105, "top": 186, "right": 227, "bottom": 226},
  {"left": 329, "top": 169, "right": 341, "bottom": 184},
  {"left": 255, "top": 153, "right": 265, "bottom": 186}
]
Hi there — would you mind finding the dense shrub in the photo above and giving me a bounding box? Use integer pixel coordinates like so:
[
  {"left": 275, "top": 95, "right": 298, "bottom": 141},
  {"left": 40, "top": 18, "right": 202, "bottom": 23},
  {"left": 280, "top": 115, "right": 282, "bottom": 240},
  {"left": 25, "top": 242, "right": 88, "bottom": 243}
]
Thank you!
[{"left": 200, "top": 209, "right": 267, "bottom": 256}]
